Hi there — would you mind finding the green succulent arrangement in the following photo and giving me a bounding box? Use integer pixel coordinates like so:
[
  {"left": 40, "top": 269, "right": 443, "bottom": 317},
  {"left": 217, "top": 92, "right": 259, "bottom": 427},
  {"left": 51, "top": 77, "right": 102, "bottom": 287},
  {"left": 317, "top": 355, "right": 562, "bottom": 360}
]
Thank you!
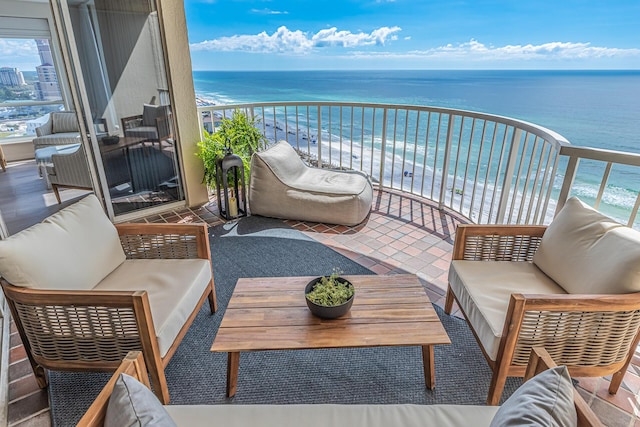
[
  {"left": 306, "top": 271, "right": 354, "bottom": 307},
  {"left": 196, "top": 109, "right": 267, "bottom": 189}
]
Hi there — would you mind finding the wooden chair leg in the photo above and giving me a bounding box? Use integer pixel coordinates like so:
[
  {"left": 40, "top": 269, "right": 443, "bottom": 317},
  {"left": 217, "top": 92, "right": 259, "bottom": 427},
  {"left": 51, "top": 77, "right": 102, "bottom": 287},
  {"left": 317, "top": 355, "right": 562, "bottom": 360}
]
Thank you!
[
  {"left": 207, "top": 279, "right": 217, "bottom": 313},
  {"left": 487, "top": 365, "right": 509, "bottom": 406},
  {"left": 145, "top": 352, "right": 170, "bottom": 404},
  {"left": 608, "top": 331, "right": 640, "bottom": 394},
  {"left": 444, "top": 285, "right": 455, "bottom": 314},
  {"left": 51, "top": 184, "right": 62, "bottom": 204},
  {"left": 33, "top": 363, "right": 48, "bottom": 389}
]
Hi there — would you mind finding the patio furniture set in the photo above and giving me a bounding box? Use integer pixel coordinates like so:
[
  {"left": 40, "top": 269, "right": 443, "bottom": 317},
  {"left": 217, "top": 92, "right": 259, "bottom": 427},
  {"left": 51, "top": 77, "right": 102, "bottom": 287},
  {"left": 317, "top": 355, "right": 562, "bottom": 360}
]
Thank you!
[
  {"left": 0, "top": 145, "right": 639, "bottom": 424},
  {"left": 30, "top": 107, "right": 175, "bottom": 203}
]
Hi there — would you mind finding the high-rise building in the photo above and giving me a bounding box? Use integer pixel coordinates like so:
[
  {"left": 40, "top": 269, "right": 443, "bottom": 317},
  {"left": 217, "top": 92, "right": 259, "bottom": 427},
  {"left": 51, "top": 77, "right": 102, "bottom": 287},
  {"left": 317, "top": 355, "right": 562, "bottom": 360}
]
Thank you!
[
  {"left": 0, "top": 67, "right": 26, "bottom": 86},
  {"left": 36, "top": 39, "right": 53, "bottom": 65},
  {"left": 34, "top": 39, "right": 61, "bottom": 101}
]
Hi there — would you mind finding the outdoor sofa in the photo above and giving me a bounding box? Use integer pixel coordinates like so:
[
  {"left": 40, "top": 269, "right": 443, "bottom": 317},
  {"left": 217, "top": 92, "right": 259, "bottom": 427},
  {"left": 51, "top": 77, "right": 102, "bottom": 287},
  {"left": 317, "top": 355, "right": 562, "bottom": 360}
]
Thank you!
[{"left": 77, "top": 347, "right": 602, "bottom": 426}]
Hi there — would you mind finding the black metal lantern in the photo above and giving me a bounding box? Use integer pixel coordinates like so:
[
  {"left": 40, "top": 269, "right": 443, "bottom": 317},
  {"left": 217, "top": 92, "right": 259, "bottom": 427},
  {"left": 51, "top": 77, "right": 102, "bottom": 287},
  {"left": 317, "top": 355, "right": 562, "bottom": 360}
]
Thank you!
[{"left": 215, "top": 148, "right": 247, "bottom": 220}]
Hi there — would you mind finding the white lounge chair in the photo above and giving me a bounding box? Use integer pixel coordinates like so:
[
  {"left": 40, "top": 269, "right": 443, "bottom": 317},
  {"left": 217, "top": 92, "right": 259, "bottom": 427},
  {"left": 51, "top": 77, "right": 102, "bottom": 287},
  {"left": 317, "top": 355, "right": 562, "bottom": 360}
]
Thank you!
[{"left": 248, "top": 141, "right": 373, "bottom": 226}]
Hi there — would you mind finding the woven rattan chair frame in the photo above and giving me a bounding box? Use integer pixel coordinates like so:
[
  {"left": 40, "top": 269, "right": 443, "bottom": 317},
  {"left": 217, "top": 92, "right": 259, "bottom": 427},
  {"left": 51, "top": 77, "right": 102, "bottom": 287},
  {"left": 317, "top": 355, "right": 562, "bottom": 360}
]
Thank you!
[
  {"left": 1, "top": 222, "right": 217, "bottom": 404},
  {"left": 444, "top": 224, "right": 640, "bottom": 405}
]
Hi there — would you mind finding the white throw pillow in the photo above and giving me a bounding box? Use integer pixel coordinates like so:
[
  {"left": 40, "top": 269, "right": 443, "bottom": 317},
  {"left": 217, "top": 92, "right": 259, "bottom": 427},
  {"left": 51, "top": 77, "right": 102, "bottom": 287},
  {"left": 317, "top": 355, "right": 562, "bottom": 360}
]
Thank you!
[
  {"left": 0, "top": 194, "right": 126, "bottom": 290},
  {"left": 490, "top": 366, "right": 577, "bottom": 427},
  {"left": 533, "top": 197, "right": 640, "bottom": 294},
  {"left": 105, "top": 373, "right": 177, "bottom": 427}
]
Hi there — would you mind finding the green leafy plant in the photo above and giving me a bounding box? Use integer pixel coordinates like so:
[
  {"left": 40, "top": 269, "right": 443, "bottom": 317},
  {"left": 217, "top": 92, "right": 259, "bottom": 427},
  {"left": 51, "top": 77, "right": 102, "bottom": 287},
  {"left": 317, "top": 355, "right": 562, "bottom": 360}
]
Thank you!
[
  {"left": 196, "top": 109, "right": 267, "bottom": 189},
  {"left": 306, "top": 271, "right": 354, "bottom": 307}
]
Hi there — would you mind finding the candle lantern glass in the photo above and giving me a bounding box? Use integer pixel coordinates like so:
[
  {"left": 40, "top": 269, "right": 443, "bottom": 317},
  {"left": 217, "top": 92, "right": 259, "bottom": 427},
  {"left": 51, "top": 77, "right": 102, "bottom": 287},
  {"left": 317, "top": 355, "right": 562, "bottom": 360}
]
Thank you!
[{"left": 215, "top": 149, "right": 247, "bottom": 220}]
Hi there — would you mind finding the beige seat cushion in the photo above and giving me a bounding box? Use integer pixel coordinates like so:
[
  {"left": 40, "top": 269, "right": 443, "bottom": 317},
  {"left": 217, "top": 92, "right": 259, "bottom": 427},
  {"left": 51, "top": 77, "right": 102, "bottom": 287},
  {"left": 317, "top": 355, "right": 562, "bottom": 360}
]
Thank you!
[
  {"left": 533, "top": 196, "right": 640, "bottom": 294},
  {"left": 167, "top": 404, "right": 499, "bottom": 427},
  {"left": 32, "top": 132, "right": 81, "bottom": 146},
  {"left": 0, "top": 194, "right": 125, "bottom": 290},
  {"left": 249, "top": 141, "right": 373, "bottom": 226},
  {"left": 94, "top": 258, "right": 212, "bottom": 357},
  {"left": 448, "top": 261, "right": 566, "bottom": 361}
]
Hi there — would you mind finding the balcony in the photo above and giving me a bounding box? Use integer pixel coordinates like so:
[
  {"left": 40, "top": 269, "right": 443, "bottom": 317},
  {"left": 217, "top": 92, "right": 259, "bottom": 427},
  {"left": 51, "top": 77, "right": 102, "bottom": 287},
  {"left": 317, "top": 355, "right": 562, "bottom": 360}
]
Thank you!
[{"left": 4, "top": 102, "right": 640, "bottom": 426}]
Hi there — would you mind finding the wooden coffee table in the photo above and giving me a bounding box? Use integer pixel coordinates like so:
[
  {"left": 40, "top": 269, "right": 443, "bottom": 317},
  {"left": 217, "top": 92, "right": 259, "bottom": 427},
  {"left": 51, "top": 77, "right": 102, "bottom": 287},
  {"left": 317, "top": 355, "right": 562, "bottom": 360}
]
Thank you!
[{"left": 210, "top": 274, "right": 451, "bottom": 397}]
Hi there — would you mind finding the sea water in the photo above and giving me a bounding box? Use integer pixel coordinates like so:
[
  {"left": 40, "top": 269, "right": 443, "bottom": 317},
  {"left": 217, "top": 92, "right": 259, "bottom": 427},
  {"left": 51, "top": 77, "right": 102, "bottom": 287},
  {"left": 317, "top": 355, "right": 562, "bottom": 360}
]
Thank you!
[{"left": 193, "top": 70, "right": 640, "bottom": 224}]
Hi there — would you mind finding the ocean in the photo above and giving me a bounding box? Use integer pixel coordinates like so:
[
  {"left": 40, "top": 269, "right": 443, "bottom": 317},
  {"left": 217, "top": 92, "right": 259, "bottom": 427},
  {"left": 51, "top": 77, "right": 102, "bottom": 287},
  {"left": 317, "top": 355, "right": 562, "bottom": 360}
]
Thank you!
[{"left": 192, "top": 70, "right": 640, "bottom": 224}]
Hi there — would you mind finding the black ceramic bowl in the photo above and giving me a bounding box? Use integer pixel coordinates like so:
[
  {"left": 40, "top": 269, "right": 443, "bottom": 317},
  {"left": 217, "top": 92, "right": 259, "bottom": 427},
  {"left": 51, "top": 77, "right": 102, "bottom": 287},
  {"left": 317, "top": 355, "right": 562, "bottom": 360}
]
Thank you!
[
  {"left": 305, "top": 276, "right": 355, "bottom": 319},
  {"left": 102, "top": 135, "right": 120, "bottom": 145}
]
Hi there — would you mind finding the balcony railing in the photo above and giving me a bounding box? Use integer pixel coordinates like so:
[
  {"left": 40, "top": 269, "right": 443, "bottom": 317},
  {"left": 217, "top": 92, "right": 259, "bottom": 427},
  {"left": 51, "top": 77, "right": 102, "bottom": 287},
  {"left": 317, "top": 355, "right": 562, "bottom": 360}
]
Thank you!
[{"left": 197, "top": 102, "right": 640, "bottom": 229}]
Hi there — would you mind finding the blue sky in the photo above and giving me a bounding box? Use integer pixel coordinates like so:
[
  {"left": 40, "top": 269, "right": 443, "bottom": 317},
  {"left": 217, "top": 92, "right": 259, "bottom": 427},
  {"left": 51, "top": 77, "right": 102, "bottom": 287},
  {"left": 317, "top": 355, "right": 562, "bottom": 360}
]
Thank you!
[
  {"left": 185, "top": 0, "right": 640, "bottom": 70},
  {"left": 0, "top": 1, "right": 638, "bottom": 72}
]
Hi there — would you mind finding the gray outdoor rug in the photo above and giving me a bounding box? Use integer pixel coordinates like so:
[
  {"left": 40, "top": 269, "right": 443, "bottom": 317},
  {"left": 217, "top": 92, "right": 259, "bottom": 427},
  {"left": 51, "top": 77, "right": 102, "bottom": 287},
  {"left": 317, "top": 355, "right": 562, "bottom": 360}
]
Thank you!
[{"left": 48, "top": 215, "right": 522, "bottom": 426}]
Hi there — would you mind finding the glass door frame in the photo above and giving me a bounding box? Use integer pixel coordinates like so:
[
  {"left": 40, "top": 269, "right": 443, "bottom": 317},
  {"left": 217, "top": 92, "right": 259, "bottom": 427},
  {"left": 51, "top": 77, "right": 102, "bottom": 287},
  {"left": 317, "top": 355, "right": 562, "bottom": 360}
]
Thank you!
[{"left": 49, "top": 0, "right": 186, "bottom": 221}]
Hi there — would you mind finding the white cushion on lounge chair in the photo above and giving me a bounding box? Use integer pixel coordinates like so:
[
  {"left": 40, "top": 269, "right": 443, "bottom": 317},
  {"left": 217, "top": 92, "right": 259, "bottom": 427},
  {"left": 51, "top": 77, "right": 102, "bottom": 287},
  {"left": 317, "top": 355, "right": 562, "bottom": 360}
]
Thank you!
[
  {"left": 94, "top": 258, "right": 212, "bottom": 357},
  {"left": 448, "top": 261, "right": 566, "bottom": 361},
  {"left": 249, "top": 141, "right": 373, "bottom": 226},
  {"left": 0, "top": 194, "right": 125, "bottom": 290},
  {"left": 167, "top": 403, "right": 499, "bottom": 427},
  {"left": 533, "top": 197, "right": 640, "bottom": 294}
]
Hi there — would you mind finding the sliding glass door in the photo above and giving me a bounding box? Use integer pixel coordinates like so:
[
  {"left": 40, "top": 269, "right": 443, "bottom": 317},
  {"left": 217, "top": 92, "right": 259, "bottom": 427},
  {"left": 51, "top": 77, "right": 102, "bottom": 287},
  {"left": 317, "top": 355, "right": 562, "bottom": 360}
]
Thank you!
[{"left": 51, "top": 0, "right": 184, "bottom": 217}]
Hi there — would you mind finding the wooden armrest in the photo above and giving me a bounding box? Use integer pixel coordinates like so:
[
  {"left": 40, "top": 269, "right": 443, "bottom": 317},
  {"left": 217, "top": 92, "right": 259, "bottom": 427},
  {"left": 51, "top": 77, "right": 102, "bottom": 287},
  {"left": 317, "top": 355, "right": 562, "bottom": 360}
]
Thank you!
[
  {"left": 526, "top": 347, "right": 604, "bottom": 427},
  {"left": 515, "top": 292, "right": 640, "bottom": 312},
  {"left": 1, "top": 280, "right": 143, "bottom": 307},
  {"left": 115, "top": 223, "right": 211, "bottom": 260},
  {"left": 115, "top": 222, "right": 208, "bottom": 236},
  {"left": 453, "top": 224, "right": 547, "bottom": 260},
  {"left": 76, "top": 351, "right": 148, "bottom": 427}
]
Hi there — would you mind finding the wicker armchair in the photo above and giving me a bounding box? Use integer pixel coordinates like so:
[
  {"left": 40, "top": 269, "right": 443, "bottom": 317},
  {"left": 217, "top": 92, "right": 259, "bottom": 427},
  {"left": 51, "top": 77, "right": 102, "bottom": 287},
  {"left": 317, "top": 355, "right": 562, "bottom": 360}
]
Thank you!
[
  {"left": 445, "top": 215, "right": 640, "bottom": 405},
  {"left": 0, "top": 195, "right": 217, "bottom": 404}
]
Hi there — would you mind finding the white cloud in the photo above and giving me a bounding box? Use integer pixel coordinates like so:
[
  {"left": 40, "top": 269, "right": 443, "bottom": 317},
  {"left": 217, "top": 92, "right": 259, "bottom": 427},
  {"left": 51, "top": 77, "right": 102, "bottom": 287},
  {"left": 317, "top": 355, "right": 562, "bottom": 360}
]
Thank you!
[
  {"left": 190, "top": 25, "right": 402, "bottom": 54},
  {"left": 0, "top": 39, "right": 37, "bottom": 60},
  {"left": 250, "top": 8, "right": 289, "bottom": 15},
  {"left": 406, "top": 39, "right": 640, "bottom": 61},
  {"left": 0, "top": 39, "right": 40, "bottom": 70}
]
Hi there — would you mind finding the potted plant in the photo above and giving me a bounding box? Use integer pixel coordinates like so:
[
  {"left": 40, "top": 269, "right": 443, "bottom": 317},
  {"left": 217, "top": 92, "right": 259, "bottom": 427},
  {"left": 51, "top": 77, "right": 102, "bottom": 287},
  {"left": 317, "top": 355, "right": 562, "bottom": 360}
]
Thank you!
[
  {"left": 196, "top": 109, "right": 267, "bottom": 190},
  {"left": 305, "top": 271, "right": 355, "bottom": 319}
]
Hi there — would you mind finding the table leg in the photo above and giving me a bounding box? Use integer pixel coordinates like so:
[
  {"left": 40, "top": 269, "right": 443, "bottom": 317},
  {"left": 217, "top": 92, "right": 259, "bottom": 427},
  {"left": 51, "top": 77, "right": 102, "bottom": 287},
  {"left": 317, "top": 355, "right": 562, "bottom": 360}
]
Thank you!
[
  {"left": 421, "top": 345, "right": 435, "bottom": 389},
  {"left": 226, "top": 352, "right": 240, "bottom": 397}
]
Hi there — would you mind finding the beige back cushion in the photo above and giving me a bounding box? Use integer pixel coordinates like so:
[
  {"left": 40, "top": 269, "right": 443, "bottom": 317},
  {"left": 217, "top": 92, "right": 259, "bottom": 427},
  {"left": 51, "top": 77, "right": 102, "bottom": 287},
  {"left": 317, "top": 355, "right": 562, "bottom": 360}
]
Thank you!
[
  {"left": 253, "top": 141, "right": 308, "bottom": 182},
  {"left": 533, "top": 197, "right": 640, "bottom": 294},
  {"left": 52, "top": 111, "right": 79, "bottom": 133},
  {"left": 0, "top": 194, "right": 126, "bottom": 290},
  {"left": 253, "top": 141, "right": 370, "bottom": 195}
]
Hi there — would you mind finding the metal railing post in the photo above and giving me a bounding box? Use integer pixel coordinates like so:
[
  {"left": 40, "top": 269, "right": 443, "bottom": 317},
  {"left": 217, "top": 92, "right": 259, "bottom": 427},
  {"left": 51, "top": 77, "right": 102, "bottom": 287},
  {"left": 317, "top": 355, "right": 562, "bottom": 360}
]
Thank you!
[
  {"left": 438, "top": 115, "right": 455, "bottom": 210},
  {"left": 379, "top": 108, "right": 388, "bottom": 185},
  {"left": 496, "top": 128, "right": 522, "bottom": 223},
  {"left": 555, "top": 155, "right": 580, "bottom": 217},
  {"left": 316, "top": 105, "right": 322, "bottom": 167}
]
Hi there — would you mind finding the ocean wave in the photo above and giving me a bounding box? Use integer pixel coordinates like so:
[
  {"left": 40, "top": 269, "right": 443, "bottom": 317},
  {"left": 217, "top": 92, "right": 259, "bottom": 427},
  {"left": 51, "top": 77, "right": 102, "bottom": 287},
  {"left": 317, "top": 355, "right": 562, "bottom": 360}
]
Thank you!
[{"left": 569, "top": 182, "right": 637, "bottom": 209}]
